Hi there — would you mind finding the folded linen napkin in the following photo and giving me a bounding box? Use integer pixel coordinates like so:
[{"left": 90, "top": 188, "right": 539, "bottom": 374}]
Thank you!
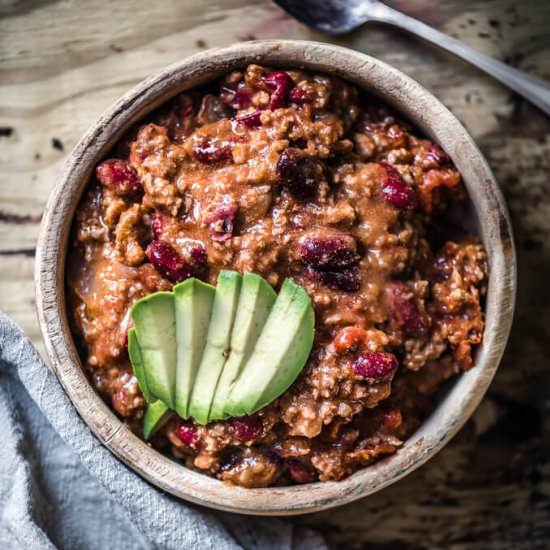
[{"left": 0, "top": 312, "right": 326, "bottom": 550}]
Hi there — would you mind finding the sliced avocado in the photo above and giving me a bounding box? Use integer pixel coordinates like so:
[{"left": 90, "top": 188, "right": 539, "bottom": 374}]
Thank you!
[
  {"left": 225, "top": 278, "right": 314, "bottom": 417},
  {"left": 127, "top": 327, "right": 154, "bottom": 403},
  {"left": 131, "top": 292, "right": 177, "bottom": 409},
  {"left": 128, "top": 332, "right": 171, "bottom": 440},
  {"left": 143, "top": 400, "right": 171, "bottom": 440},
  {"left": 209, "top": 273, "right": 277, "bottom": 420},
  {"left": 188, "top": 271, "right": 242, "bottom": 425},
  {"left": 173, "top": 278, "right": 216, "bottom": 419},
  {"left": 255, "top": 304, "right": 314, "bottom": 411}
]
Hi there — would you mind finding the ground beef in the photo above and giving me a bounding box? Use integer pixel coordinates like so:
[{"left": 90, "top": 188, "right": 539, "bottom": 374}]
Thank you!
[{"left": 67, "top": 64, "right": 488, "bottom": 488}]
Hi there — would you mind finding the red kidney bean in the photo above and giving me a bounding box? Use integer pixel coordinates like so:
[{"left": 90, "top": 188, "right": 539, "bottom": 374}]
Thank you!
[
  {"left": 263, "top": 71, "right": 292, "bottom": 110},
  {"left": 146, "top": 240, "right": 193, "bottom": 283},
  {"left": 352, "top": 352, "right": 399, "bottom": 382},
  {"left": 96, "top": 159, "right": 142, "bottom": 196},
  {"left": 379, "top": 162, "right": 417, "bottom": 210}
]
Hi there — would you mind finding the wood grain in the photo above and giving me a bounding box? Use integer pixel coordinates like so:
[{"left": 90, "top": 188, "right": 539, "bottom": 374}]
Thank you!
[{"left": 2, "top": 0, "right": 549, "bottom": 544}]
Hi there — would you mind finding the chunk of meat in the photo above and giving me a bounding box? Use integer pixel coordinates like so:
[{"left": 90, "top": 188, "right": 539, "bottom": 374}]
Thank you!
[
  {"left": 114, "top": 204, "right": 146, "bottom": 266},
  {"left": 431, "top": 241, "right": 487, "bottom": 369},
  {"left": 220, "top": 450, "right": 281, "bottom": 488},
  {"left": 112, "top": 372, "right": 145, "bottom": 418}
]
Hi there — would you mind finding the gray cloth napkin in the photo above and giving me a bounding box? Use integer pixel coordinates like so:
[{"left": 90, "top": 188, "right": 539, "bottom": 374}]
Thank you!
[{"left": 0, "top": 312, "right": 326, "bottom": 550}]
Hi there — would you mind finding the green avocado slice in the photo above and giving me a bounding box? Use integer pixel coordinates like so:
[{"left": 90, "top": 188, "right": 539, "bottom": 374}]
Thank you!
[
  {"left": 224, "top": 278, "right": 314, "bottom": 417},
  {"left": 188, "top": 270, "right": 242, "bottom": 425},
  {"left": 131, "top": 291, "right": 177, "bottom": 409},
  {"left": 128, "top": 330, "right": 171, "bottom": 439},
  {"left": 143, "top": 400, "right": 171, "bottom": 440},
  {"left": 209, "top": 273, "right": 277, "bottom": 420},
  {"left": 127, "top": 327, "right": 154, "bottom": 403},
  {"left": 173, "top": 278, "right": 216, "bottom": 419},
  {"left": 254, "top": 304, "right": 314, "bottom": 412}
]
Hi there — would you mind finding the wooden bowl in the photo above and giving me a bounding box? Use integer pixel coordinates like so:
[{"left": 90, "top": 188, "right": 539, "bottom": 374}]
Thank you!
[{"left": 35, "top": 40, "right": 516, "bottom": 515}]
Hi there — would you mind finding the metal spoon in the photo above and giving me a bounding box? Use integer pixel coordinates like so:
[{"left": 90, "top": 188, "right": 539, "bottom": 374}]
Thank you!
[{"left": 275, "top": 0, "right": 550, "bottom": 116}]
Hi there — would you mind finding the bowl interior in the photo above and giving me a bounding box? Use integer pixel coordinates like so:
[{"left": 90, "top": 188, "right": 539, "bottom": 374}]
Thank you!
[{"left": 35, "top": 40, "right": 515, "bottom": 515}]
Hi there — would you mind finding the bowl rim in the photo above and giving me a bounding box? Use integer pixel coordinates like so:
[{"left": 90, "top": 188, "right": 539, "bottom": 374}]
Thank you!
[{"left": 35, "top": 39, "right": 516, "bottom": 516}]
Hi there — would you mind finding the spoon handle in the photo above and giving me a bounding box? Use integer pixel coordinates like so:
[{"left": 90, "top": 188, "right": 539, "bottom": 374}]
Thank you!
[{"left": 374, "top": 3, "right": 550, "bottom": 116}]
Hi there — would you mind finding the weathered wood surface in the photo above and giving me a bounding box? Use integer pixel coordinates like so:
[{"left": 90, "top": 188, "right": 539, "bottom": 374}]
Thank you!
[{"left": 1, "top": 0, "right": 549, "bottom": 546}]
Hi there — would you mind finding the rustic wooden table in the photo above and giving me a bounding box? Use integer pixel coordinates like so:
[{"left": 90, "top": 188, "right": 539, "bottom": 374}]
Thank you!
[{"left": 1, "top": 0, "right": 549, "bottom": 547}]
